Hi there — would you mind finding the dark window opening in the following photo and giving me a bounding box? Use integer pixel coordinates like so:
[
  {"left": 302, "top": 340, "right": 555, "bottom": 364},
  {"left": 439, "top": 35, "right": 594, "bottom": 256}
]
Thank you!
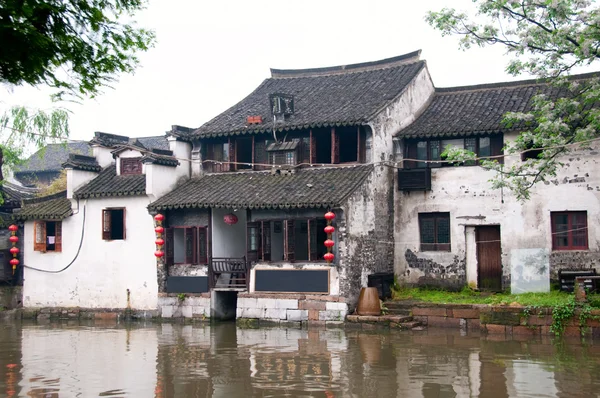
[
  {"left": 166, "top": 226, "right": 208, "bottom": 265},
  {"left": 203, "top": 140, "right": 230, "bottom": 172},
  {"left": 34, "top": 221, "right": 62, "bottom": 252},
  {"left": 338, "top": 126, "right": 358, "bottom": 163},
  {"left": 314, "top": 128, "right": 332, "bottom": 164},
  {"left": 551, "top": 211, "right": 588, "bottom": 250},
  {"left": 521, "top": 141, "right": 543, "bottom": 161},
  {"left": 419, "top": 212, "right": 451, "bottom": 251},
  {"left": 236, "top": 137, "right": 253, "bottom": 170},
  {"left": 405, "top": 135, "right": 503, "bottom": 168},
  {"left": 102, "top": 208, "right": 125, "bottom": 240}
]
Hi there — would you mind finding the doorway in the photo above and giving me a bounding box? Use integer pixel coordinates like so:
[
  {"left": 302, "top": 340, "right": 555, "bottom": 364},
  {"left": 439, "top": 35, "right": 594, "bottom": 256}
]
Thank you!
[{"left": 476, "top": 226, "right": 502, "bottom": 291}]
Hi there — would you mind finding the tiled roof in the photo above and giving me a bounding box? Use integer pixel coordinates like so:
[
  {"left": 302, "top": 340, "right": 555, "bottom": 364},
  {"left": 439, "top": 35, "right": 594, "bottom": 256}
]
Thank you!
[
  {"left": 137, "top": 136, "right": 169, "bottom": 150},
  {"left": 90, "top": 131, "right": 169, "bottom": 150},
  {"left": 141, "top": 149, "right": 179, "bottom": 167},
  {"left": 148, "top": 165, "right": 373, "bottom": 211},
  {"left": 61, "top": 154, "right": 101, "bottom": 172},
  {"left": 179, "top": 52, "right": 425, "bottom": 139},
  {"left": 74, "top": 165, "right": 146, "bottom": 199},
  {"left": 1, "top": 182, "right": 38, "bottom": 204},
  {"left": 16, "top": 191, "right": 72, "bottom": 220},
  {"left": 397, "top": 73, "right": 598, "bottom": 139},
  {"left": 15, "top": 141, "right": 91, "bottom": 174}
]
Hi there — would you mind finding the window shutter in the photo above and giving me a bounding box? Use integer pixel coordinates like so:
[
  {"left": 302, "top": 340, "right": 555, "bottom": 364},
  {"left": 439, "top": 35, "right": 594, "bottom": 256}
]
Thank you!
[
  {"left": 207, "top": 212, "right": 213, "bottom": 261},
  {"left": 34, "top": 221, "right": 46, "bottom": 252},
  {"left": 358, "top": 127, "right": 367, "bottom": 163},
  {"left": 262, "top": 221, "right": 271, "bottom": 261},
  {"left": 229, "top": 137, "right": 236, "bottom": 172},
  {"left": 285, "top": 220, "right": 295, "bottom": 262},
  {"left": 308, "top": 219, "right": 318, "bottom": 261},
  {"left": 55, "top": 222, "right": 62, "bottom": 253},
  {"left": 185, "top": 227, "right": 197, "bottom": 264},
  {"left": 310, "top": 129, "right": 317, "bottom": 164},
  {"left": 197, "top": 227, "right": 208, "bottom": 264},
  {"left": 405, "top": 141, "right": 417, "bottom": 169},
  {"left": 331, "top": 128, "right": 340, "bottom": 164},
  {"left": 490, "top": 134, "right": 504, "bottom": 164},
  {"left": 165, "top": 228, "right": 174, "bottom": 266},
  {"left": 102, "top": 210, "right": 111, "bottom": 240},
  {"left": 121, "top": 208, "right": 126, "bottom": 240},
  {"left": 247, "top": 222, "right": 260, "bottom": 262}
]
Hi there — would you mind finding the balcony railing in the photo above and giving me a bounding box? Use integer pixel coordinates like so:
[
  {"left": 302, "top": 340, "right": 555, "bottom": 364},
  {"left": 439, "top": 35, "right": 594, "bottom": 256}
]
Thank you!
[{"left": 208, "top": 257, "right": 249, "bottom": 290}]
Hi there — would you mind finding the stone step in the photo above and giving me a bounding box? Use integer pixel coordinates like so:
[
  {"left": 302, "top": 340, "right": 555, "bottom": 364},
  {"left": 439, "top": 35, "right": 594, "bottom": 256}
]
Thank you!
[
  {"left": 382, "top": 301, "right": 413, "bottom": 316},
  {"left": 390, "top": 320, "right": 422, "bottom": 330},
  {"left": 346, "top": 314, "right": 413, "bottom": 323}
]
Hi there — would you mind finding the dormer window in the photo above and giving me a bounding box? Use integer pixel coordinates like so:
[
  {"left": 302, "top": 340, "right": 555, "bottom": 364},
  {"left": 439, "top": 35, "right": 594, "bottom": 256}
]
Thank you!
[
  {"left": 267, "top": 141, "right": 298, "bottom": 166},
  {"left": 121, "top": 157, "right": 142, "bottom": 175}
]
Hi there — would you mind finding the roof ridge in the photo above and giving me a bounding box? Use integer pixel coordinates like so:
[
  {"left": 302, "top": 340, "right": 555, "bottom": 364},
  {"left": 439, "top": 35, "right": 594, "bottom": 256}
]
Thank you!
[
  {"left": 436, "top": 71, "right": 600, "bottom": 94},
  {"left": 22, "top": 190, "right": 67, "bottom": 205},
  {"left": 270, "top": 50, "right": 422, "bottom": 79}
]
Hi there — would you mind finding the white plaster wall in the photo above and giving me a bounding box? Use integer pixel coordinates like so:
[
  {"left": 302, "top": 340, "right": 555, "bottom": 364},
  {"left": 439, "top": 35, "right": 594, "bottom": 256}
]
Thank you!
[
  {"left": 168, "top": 137, "right": 192, "bottom": 180},
  {"left": 212, "top": 208, "right": 247, "bottom": 257},
  {"left": 20, "top": 326, "right": 157, "bottom": 397},
  {"left": 394, "top": 132, "right": 600, "bottom": 289},
  {"left": 23, "top": 196, "right": 159, "bottom": 309},
  {"left": 145, "top": 163, "right": 180, "bottom": 200},
  {"left": 66, "top": 168, "right": 99, "bottom": 199},
  {"left": 92, "top": 145, "right": 114, "bottom": 168}
]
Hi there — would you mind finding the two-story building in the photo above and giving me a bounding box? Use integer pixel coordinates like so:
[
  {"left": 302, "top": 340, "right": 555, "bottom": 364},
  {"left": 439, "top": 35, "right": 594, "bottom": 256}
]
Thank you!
[{"left": 393, "top": 78, "right": 600, "bottom": 293}]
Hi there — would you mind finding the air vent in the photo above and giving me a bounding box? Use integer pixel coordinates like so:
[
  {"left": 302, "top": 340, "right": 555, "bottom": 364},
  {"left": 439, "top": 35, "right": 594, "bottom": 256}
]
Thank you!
[{"left": 398, "top": 168, "right": 431, "bottom": 191}]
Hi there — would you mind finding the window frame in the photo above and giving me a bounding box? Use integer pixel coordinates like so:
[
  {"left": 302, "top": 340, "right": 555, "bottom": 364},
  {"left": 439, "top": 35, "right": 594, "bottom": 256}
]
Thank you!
[
  {"left": 418, "top": 212, "right": 451, "bottom": 252},
  {"left": 33, "top": 220, "right": 62, "bottom": 253},
  {"left": 551, "top": 211, "right": 588, "bottom": 251},
  {"left": 102, "top": 208, "right": 126, "bottom": 241},
  {"left": 165, "top": 226, "right": 209, "bottom": 266},
  {"left": 120, "top": 157, "right": 143, "bottom": 175}
]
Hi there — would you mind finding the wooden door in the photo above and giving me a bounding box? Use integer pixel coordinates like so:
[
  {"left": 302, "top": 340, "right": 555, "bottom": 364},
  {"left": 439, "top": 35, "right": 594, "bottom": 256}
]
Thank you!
[{"left": 476, "top": 226, "right": 502, "bottom": 291}]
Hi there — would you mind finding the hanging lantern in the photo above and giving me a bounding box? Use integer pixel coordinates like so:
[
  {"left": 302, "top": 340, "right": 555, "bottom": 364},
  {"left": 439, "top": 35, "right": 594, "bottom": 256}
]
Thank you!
[
  {"left": 324, "top": 253, "right": 335, "bottom": 262},
  {"left": 155, "top": 226, "right": 164, "bottom": 234},
  {"left": 223, "top": 213, "right": 238, "bottom": 225},
  {"left": 8, "top": 225, "right": 18, "bottom": 232},
  {"left": 9, "top": 259, "right": 19, "bottom": 266},
  {"left": 154, "top": 250, "right": 164, "bottom": 258},
  {"left": 154, "top": 214, "right": 165, "bottom": 222},
  {"left": 324, "top": 210, "right": 335, "bottom": 264},
  {"left": 155, "top": 238, "right": 165, "bottom": 246},
  {"left": 9, "top": 236, "right": 18, "bottom": 243},
  {"left": 324, "top": 225, "right": 335, "bottom": 234},
  {"left": 324, "top": 211, "right": 335, "bottom": 221},
  {"left": 324, "top": 239, "right": 335, "bottom": 248},
  {"left": 9, "top": 247, "right": 19, "bottom": 255}
]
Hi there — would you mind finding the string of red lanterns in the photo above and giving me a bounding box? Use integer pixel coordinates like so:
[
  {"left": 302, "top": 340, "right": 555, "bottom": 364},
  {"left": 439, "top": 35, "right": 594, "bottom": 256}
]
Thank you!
[
  {"left": 324, "top": 211, "right": 335, "bottom": 263},
  {"left": 8, "top": 225, "right": 19, "bottom": 275},
  {"left": 154, "top": 214, "right": 165, "bottom": 258}
]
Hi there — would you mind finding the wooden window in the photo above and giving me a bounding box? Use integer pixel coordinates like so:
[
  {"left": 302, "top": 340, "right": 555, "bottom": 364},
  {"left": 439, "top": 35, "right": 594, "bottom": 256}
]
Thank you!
[
  {"left": 33, "top": 221, "right": 62, "bottom": 252},
  {"left": 165, "top": 226, "right": 208, "bottom": 265},
  {"left": 419, "top": 213, "right": 451, "bottom": 251},
  {"left": 120, "top": 158, "right": 142, "bottom": 175},
  {"left": 551, "top": 211, "right": 588, "bottom": 250},
  {"left": 102, "top": 208, "right": 126, "bottom": 240},
  {"left": 204, "top": 141, "right": 230, "bottom": 172}
]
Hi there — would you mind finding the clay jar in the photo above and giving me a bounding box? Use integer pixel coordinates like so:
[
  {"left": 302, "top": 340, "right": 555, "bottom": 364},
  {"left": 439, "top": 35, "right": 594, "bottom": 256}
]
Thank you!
[{"left": 356, "top": 287, "right": 381, "bottom": 316}]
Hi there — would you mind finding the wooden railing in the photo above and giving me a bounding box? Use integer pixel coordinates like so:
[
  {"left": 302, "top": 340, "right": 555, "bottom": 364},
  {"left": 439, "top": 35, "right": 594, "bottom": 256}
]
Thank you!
[{"left": 208, "top": 257, "right": 249, "bottom": 290}]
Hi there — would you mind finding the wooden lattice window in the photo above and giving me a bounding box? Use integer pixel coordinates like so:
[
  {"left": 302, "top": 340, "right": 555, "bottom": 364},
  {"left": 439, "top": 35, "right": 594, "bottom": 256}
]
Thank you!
[
  {"left": 34, "top": 221, "right": 62, "bottom": 252},
  {"left": 419, "top": 213, "right": 451, "bottom": 252},
  {"left": 551, "top": 211, "right": 588, "bottom": 250},
  {"left": 120, "top": 158, "right": 142, "bottom": 175}
]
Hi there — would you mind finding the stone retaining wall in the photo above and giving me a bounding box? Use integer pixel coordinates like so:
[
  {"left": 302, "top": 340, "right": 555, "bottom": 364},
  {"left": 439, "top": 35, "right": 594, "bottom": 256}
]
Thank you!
[
  {"left": 158, "top": 293, "right": 210, "bottom": 319},
  {"left": 407, "top": 303, "right": 600, "bottom": 337},
  {"left": 237, "top": 293, "right": 348, "bottom": 325},
  {"left": 0, "top": 286, "right": 22, "bottom": 309}
]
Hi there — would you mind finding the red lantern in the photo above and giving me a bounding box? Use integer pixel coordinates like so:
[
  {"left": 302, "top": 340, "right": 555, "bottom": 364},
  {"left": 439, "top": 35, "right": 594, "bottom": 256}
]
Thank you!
[
  {"left": 324, "top": 253, "right": 335, "bottom": 262},
  {"left": 155, "top": 238, "right": 165, "bottom": 246},
  {"left": 9, "top": 259, "right": 19, "bottom": 266},
  {"left": 154, "top": 214, "right": 165, "bottom": 222},
  {"left": 223, "top": 213, "right": 238, "bottom": 225},
  {"left": 155, "top": 226, "right": 164, "bottom": 234},
  {"left": 324, "top": 239, "right": 335, "bottom": 248},
  {"left": 324, "top": 211, "right": 335, "bottom": 221},
  {"left": 324, "top": 226, "right": 335, "bottom": 234},
  {"left": 9, "top": 236, "right": 18, "bottom": 243},
  {"left": 8, "top": 225, "right": 18, "bottom": 232},
  {"left": 154, "top": 250, "right": 164, "bottom": 258},
  {"left": 9, "top": 247, "right": 19, "bottom": 255}
]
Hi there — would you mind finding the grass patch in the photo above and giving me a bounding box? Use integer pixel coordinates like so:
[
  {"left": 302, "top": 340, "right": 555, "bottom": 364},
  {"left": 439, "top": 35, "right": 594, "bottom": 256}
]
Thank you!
[{"left": 392, "top": 287, "right": 600, "bottom": 308}]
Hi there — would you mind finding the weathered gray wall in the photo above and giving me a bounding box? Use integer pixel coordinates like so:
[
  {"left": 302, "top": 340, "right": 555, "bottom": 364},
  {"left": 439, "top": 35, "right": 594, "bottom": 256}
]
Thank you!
[{"left": 0, "top": 286, "right": 22, "bottom": 309}]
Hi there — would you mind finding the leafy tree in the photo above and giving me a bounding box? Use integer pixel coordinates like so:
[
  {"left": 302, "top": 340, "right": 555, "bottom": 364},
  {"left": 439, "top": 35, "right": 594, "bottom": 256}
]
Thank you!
[
  {"left": 427, "top": 0, "right": 600, "bottom": 200},
  {"left": 0, "top": 0, "right": 154, "bottom": 192}
]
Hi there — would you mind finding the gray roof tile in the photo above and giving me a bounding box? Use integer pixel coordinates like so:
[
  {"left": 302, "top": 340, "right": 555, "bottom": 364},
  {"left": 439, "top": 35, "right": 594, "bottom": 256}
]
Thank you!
[
  {"left": 15, "top": 142, "right": 91, "bottom": 174},
  {"left": 148, "top": 165, "right": 373, "bottom": 211},
  {"left": 16, "top": 191, "right": 72, "bottom": 220},
  {"left": 74, "top": 165, "right": 146, "bottom": 199}
]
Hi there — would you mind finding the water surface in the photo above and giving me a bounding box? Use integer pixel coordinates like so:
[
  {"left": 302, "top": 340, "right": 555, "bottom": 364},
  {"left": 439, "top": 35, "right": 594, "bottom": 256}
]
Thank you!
[{"left": 1, "top": 321, "right": 599, "bottom": 397}]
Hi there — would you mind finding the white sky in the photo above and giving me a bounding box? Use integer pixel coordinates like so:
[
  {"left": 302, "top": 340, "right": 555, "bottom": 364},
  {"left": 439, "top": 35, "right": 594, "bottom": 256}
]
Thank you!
[{"left": 2, "top": 0, "right": 595, "bottom": 142}]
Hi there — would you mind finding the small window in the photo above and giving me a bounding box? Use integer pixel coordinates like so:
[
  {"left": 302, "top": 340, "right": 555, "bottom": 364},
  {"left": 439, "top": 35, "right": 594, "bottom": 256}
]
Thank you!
[
  {"left": 120, "top": 158, "right": 143, "bottom": 175},
  {"left": 102, "top": 208, "right": 126, "bottom": 240},
  {"left": 419, "top": 213, "right": 451, "bottom": 251},
  {"left": 34, "top": 221, "right": 62, "bottom": 252},
  {"left": 165, "top": 226, "right": 208, "bottom": 265},
  {"left": 551, "top": 211, "right": 588, "bottom": 250}
]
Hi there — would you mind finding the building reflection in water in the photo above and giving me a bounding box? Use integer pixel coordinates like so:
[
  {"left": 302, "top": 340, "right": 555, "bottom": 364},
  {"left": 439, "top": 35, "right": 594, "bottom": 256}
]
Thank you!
[{"left": 1, "top": 322, "right": 600, "bottom": 397}]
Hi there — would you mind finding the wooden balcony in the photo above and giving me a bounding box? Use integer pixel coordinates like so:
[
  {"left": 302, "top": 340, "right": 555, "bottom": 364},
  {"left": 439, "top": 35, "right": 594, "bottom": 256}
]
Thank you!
[{"left": 208, "top": 257, "right": 249, "bottom": 290}]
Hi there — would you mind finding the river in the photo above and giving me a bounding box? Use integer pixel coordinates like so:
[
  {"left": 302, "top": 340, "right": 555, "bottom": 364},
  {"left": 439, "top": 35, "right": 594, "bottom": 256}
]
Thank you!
[{"left": 1, "top": 321, "right": 599, "bottom": 397}]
